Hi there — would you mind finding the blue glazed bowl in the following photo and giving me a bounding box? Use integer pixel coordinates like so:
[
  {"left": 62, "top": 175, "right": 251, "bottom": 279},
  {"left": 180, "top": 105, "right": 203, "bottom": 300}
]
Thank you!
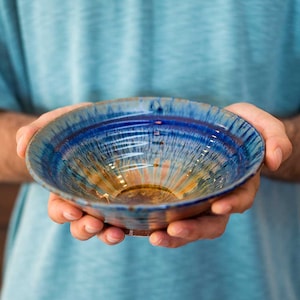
[{"left": 26, "top": 97, "right": 265, "bottom": 235}]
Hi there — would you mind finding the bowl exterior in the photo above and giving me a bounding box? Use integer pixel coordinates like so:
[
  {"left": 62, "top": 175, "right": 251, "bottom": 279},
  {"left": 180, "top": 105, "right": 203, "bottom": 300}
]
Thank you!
[{"left": 78, "top": 195, "right": 215, "bottom": 235}]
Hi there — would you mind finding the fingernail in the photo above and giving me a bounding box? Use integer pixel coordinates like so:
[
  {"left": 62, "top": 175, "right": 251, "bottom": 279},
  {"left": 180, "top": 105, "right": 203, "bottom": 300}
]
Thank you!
[
  {"left": 85, "top": 225, "right": 100, "bottom": 234},
  {"left": 106, "top": 230, "right": 124, "bottom": 244},
  {"left": 16, "top": 127, "right": 24, "bottom": 143},
  {"left": 150, "top": 235, "right": 169, "bottom": 247},
  {"left": 170, "top": 227, "right": 189, "bottom": 238},
  {"left": 107, "top": 232, "right": 123, "bottom": 244},
  {"left": 274, "top": 148, "right": 283, "bottom": 169},
  {"left": 63, "top": 211, "right": 79, "bottom": 221},
  {"left": 16, "top": 135, "right": 24, "bottom": 157},
  {"left": 221, "top": 205, "right": 232, "bottom": 214},
  {"left": 214, "top": 204, "right": 232, "bottom": 215}
]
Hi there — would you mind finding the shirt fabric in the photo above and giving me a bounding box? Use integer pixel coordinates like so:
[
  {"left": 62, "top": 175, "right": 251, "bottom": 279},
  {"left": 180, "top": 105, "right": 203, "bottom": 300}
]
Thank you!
[{"left": 1, "top": 1, "right": 300, "bottom": 299}]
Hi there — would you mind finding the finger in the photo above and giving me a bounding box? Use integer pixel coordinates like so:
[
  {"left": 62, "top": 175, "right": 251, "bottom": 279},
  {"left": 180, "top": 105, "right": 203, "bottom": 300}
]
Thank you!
[
  {"left": 97, "top": 226, "right": 126, "bottom": 245},
  {"left": 150, "top": 214, "right": 229, "bottom": 248},
  {"left": 264, "top": 136, "right": 290, "bottom": 171},
  {"left": 211, "top": 172, "right": 260, "bottom": 215},
  {"left": 149, "top": 231, "right": 187, "bottom": 248},
  {"left": 16, "top": 124, "right": 41, "bottom": 158},
  {"left": 70, "top": 215, "right": 104, "bottom": 241},
  {"left": 16, "top": 102, "right": 92, "bottom": 158},
  {"left": 225, "top": 103, "right": 292, "bottom": 171},
  {"left": 48, "top": 193, "right": 83, "bottom": 224}
]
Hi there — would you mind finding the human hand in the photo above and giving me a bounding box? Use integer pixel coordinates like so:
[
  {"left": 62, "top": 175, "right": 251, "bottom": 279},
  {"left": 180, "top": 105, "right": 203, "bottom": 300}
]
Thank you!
[
  {"left": 149, "top": 103, "right": 292, "bottom": 247},
  {"left": 16, "top": 103, "right": 125, "bottom": 245},
  {"left": 16, "top": 102, "right": 292, "bottom": 247}
]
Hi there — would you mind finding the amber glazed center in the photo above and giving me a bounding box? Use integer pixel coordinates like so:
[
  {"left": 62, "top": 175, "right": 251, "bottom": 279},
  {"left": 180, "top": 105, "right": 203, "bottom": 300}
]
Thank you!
[{"left": 116, "top": 184, "right": 178, "bottom": 205}]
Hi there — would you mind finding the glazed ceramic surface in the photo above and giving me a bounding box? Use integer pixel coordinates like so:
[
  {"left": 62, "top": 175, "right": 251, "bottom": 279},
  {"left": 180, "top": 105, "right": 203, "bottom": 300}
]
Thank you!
[{"left": 26, "top": 97, "right": 265, "bottom": 235}]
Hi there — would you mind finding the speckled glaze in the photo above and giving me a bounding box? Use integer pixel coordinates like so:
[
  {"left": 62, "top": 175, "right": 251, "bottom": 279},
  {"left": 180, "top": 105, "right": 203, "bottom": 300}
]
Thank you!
[{"left": 26, "top": 97, "right": 265, "bottom": 235}]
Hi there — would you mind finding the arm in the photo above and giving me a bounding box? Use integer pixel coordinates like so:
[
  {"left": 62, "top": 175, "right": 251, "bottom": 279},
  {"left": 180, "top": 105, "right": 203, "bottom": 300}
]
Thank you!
[{"left": 0, "top": 110, "right": 35, "bottom": 183}]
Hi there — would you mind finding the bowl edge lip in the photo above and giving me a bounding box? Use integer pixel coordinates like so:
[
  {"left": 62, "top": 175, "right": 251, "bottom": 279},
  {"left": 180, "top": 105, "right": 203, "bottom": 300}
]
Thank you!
[{"left": 25, "top": 96, "right": 265, "bottom": 211}]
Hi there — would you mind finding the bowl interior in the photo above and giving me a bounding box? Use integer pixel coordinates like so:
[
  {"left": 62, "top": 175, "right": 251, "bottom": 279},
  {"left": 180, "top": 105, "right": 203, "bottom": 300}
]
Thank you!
[{"left": 26, "top": 97, "right": 265, "bottom": 208}]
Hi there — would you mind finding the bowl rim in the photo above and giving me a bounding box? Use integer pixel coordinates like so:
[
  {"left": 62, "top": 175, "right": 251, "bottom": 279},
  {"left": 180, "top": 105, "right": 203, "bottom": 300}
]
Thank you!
[{"left": 26, "top": 97, "right": 265, "bottom": 211}]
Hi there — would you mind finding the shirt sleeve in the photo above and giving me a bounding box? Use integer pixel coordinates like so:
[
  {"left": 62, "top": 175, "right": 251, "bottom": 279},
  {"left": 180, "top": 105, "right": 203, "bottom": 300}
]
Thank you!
[
  {"left": 0, "top": 44, "right": 22, "bottom": 111},
  {"left": 0, "top": 6, "right": 24, "bottom": 112}
]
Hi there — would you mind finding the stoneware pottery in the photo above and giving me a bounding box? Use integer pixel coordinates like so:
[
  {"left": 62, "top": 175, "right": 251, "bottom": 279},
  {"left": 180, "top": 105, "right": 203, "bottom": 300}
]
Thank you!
[{"left": 26, "top": 97, "right": 265, "bottom": 235}]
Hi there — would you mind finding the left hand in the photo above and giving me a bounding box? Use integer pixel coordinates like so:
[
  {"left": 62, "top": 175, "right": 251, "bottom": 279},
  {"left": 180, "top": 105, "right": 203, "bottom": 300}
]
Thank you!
[{"left": 149, "top": 103, "right": 292, "bottom": 247}]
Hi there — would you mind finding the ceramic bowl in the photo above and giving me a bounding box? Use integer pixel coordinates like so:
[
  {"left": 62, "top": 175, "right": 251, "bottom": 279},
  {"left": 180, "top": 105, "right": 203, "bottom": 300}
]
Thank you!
[{"left": 26, "top": 97, "right": 265, "bottom": 235}]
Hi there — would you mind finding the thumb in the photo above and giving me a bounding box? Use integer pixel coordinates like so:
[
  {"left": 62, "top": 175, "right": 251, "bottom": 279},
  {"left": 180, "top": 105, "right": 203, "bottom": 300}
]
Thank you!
[{"left": 225, "top": 103, "right": 292, "bottom": 171}]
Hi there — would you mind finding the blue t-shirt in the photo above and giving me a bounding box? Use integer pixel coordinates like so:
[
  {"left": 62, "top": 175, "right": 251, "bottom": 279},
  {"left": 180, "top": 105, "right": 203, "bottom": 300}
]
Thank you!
[{"left": 1, "top": 1, "right": 300, "bottom": 299}]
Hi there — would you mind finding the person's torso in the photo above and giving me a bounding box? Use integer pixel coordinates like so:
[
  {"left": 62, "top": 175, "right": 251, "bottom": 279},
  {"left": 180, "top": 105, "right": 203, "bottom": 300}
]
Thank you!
[{"left": 1, "top": 1, "right": 300, "bottom": 300}]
